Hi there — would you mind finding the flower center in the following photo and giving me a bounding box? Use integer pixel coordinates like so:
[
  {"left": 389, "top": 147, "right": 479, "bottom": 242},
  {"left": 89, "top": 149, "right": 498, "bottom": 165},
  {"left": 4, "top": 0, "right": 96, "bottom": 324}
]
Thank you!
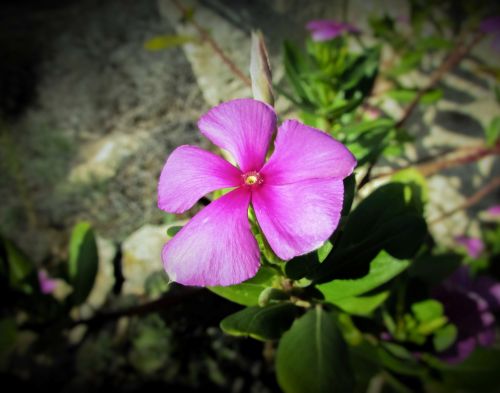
[{"left": 242, "top": 171, "right": 264, "bottom": 186}]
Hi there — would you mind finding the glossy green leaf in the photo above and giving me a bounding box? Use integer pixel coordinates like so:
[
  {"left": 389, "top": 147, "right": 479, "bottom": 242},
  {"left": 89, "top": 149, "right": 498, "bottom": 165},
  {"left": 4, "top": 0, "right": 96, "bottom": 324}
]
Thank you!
[
  {"left": 220, "top": 303, "right": 298, "bottom": 341},
  {"left": 314, "top": 182, "right": 426, "bottom": 283},
  {"left": 276, "top": 306, "right": 354, "bottom": 393},
  {"left": 333, "top": 291, "right": 389, "bottom": 316},
  {"left": 284, "top": 252, "right": 319, "bottom": 280},
  {"left": 68, "top": 222, "right": 99, "bottom": 305},
  {"left": 318, "top": 252, "right": 409, "bottom": 302},
  {"left": 208, "top": 266, "right": 277, "bottom": 306}
]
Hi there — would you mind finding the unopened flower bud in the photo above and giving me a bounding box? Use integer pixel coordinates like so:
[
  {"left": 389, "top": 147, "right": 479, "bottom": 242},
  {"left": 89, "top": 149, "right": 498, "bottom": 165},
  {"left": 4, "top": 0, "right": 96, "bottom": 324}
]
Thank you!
[{"left": 250, "top": 30, "right": 274, "bottom": 106}]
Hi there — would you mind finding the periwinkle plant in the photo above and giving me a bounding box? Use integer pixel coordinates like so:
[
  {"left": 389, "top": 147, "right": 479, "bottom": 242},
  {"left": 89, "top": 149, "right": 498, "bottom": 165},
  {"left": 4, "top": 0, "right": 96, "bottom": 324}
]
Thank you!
[{"left": 156, "top": 15, "right": 500, "bottom": 393}]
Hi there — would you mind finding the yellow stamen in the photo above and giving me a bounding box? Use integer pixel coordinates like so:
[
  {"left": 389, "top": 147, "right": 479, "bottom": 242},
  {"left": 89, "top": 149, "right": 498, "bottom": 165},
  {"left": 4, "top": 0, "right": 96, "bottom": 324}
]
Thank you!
[{"left": 245, "top": 175, "right": 258, "bottom": 185}]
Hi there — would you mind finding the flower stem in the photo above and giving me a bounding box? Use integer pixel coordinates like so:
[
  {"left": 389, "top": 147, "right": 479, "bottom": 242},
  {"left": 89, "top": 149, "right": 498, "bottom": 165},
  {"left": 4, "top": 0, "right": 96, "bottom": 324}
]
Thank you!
[
  {"left": 170, "top": 0, "right": 252, "bottom": 87},
  {"left": 395, "top": 31, "right": 485, "bottom": 128},
  {"left": 372, "top": 143, "right": 499, "bottom": 180},
  {"left": 359, "top": 31, "right": 486, "bottom": 190},
  {"left": 430, "top": 176, "right": 500, "bottom": 224}
]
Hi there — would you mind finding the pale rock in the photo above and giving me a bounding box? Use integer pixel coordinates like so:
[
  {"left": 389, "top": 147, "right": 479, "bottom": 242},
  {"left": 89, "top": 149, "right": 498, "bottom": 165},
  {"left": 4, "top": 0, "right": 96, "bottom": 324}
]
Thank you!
[{"left": 121, "top": 223, "right": 186, "bottom": 296}]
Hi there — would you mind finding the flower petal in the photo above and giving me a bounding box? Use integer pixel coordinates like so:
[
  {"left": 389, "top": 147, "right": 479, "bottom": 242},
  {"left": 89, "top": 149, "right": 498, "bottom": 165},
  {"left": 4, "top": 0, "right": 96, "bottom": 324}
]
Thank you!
[
  {"left": 252, "top": 178, "right": 344, "bottom": 260},
  {"left": 198, "top": 98, "right": 276, "bottom": 172},
  {"left": 158, "top": 145, "right": 242, "bottom": 213},
  {"left": 306, "top": 20, "right": 359, "bottom": 41},
  {"left": 261, "top": 120, "right": 356, "bottom": 185},
  {"left": 162, "top": 188, "right": 260, "bottom": 287}
]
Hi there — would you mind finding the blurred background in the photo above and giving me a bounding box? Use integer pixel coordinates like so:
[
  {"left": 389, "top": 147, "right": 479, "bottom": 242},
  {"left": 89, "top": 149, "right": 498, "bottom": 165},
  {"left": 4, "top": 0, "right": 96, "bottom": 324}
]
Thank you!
[{"left": 1, "top": 0, "right": 499, "bottom": 392}]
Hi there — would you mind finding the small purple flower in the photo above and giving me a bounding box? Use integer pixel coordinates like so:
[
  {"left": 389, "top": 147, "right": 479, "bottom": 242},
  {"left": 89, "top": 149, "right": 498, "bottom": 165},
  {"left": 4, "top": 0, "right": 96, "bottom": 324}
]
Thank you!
[
  {"left": 158, "top": 99, "right": 356, "bottom": 287},
  {"left": 433, "top": 266, "right": 500, "bottom": 363},
  {"left": 306, "top": 19, "right": 359, "bottom": 42},
  {"left": 454, "top": 236, "right": 484, "bottom": 259},
  {"left": 38, "top": 269, "right": 57, "bottom": 294},
  {"left": 479, "top": 16, "right": 500, "bottom": 51},
  {"left": 486, "top": 205, "right": 500, "bottom": 217}
]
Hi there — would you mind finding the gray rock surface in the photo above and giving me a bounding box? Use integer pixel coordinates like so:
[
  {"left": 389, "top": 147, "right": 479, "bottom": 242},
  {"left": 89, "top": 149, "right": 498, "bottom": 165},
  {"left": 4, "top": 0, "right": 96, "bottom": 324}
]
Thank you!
[{"left": 0, "top": 0, "right": 498, "bottom": 264}]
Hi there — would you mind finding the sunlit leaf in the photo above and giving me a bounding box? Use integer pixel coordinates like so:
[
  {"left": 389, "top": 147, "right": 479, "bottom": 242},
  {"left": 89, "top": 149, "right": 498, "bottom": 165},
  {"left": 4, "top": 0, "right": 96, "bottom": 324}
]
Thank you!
[
  {"left": 332, "top": 291, "right": 389, "bottom": 316},
  {"left": 318, "top": 252, "right": 409, "bottom": 302},
  {"left": 208, "top": 266, "right": 278, "bottom": 306}
]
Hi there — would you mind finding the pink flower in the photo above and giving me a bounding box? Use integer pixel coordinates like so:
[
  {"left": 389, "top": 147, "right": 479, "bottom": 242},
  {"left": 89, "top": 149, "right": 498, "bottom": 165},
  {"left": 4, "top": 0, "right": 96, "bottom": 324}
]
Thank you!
[
  {"left": 38, "top": 269, "right": 58, "bottom": 294},
  {"left": 480, "top": 16, "right": 500, "bottom": 51},
  {"left": 486, "top": 205, "right": 500, "bottom": 217},
  {"left": 454, "top": 236, "right": 485, "bottom": 259},
  {"left": 158, "top": 99, "right": 356, "bottom": 287},
  {"left": 306, "top": 20, "right": 359, "bottom": 42}
]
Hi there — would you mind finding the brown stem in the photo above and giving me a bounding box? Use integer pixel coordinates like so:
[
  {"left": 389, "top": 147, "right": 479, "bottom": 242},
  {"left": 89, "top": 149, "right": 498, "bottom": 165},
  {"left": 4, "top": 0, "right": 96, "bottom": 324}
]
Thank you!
[
  {"left": 396, "top": 32, "right": 485, "bottom": 128},
  {"left": 431, "top": 177, "right": 500, "bottom": 224},
  {"left": 371, "top": 143, "right": 500, "bottom": 181},
  {"left": 171, "top": 0, "right": 251, "bottom": 87},
  {"left": 359, "top": 32, "right": 485, "bottom": 190}
]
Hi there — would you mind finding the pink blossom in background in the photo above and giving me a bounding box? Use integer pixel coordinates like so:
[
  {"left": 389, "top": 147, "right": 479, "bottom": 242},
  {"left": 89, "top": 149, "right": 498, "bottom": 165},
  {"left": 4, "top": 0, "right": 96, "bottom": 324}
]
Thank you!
[
  {"left": 486, "top": 205, "right": 500, "bottom": 216},
  {"left": 38, "top": 269, "right": 57, "bottom": 294},
  {"left": 479, "top": 15, "right": 500, "bottom": 51},
  {"left": 306, "top": 19, "right": 359, "bottom": 42},
  {"left": 158, "top": 98, "right": 356, "bottom": 287},
  {"left": 454, "top": 236, "right": 485, "bottom": 259},
  {"left": 433, "top": 266, "right": 500, "bottom": 363}
]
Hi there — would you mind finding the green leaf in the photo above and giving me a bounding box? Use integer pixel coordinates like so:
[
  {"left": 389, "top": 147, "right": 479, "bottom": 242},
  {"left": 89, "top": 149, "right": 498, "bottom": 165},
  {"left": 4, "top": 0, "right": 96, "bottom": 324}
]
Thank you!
[
  {"left": 341, "top": 174, "right": 356, "bottom": 217},
  {"left": 387, "top": 88, "right": 442, "bottom": 104},
  {"left": 485, "top": 116, "right": 500, "bottom": 146},
  {"left": 208, "top": 266, "right": 277, "bottom": 306},
  {"left": 276, "top": 306, "right": 354, "bottom": 393},
  {"left": 411, "top": 299, "right": 443, "bottom": 323},
  {"left": 433, "top": 323, "right": 457, "bottom": 352},
  {"left": 68, "top": 222, "right": 99, "bottom": 305},
  {"left": 342, "top": 118, "right": 395, "bottom": 136},
  {"left": 220, "top": 303, "right": 298, "bottom": 341},
  {"left": 1, "top": 237, "right": 35, "bottom": 293},
  {"left": 283, "top": 41, "right": 313, "bottom": 104},
  {"left": 391, "top": 168, "right": 428, "bottom": 213},
  {"left": 333, "top": 291, "right": 389, "bottom": 316},
  {"left": 408, "top": 252, "right": 461, "bottom": 285},
  {"left": 144, "top": 35, "right": 195, "bottom": 51},
  {"left": 341, "top": 47, "right": 380, "bottom": 99},
  {"left": 387, "top": 89, "right": 417, "bottom": 103},
  {"left": 318, "top": 252, "right": 409, "bottom": 302},
  {"left": 314, "top": 183, "right": 426, "bottom": 283},
  {"left": 421, "top": 88, "right": 443, "bottom": 104},
  {"left": 285, "top": 252, "right": 319, "bottom": 280},
  {"left": 166, "top": 226, "right": 182, "bottom": 237}
]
